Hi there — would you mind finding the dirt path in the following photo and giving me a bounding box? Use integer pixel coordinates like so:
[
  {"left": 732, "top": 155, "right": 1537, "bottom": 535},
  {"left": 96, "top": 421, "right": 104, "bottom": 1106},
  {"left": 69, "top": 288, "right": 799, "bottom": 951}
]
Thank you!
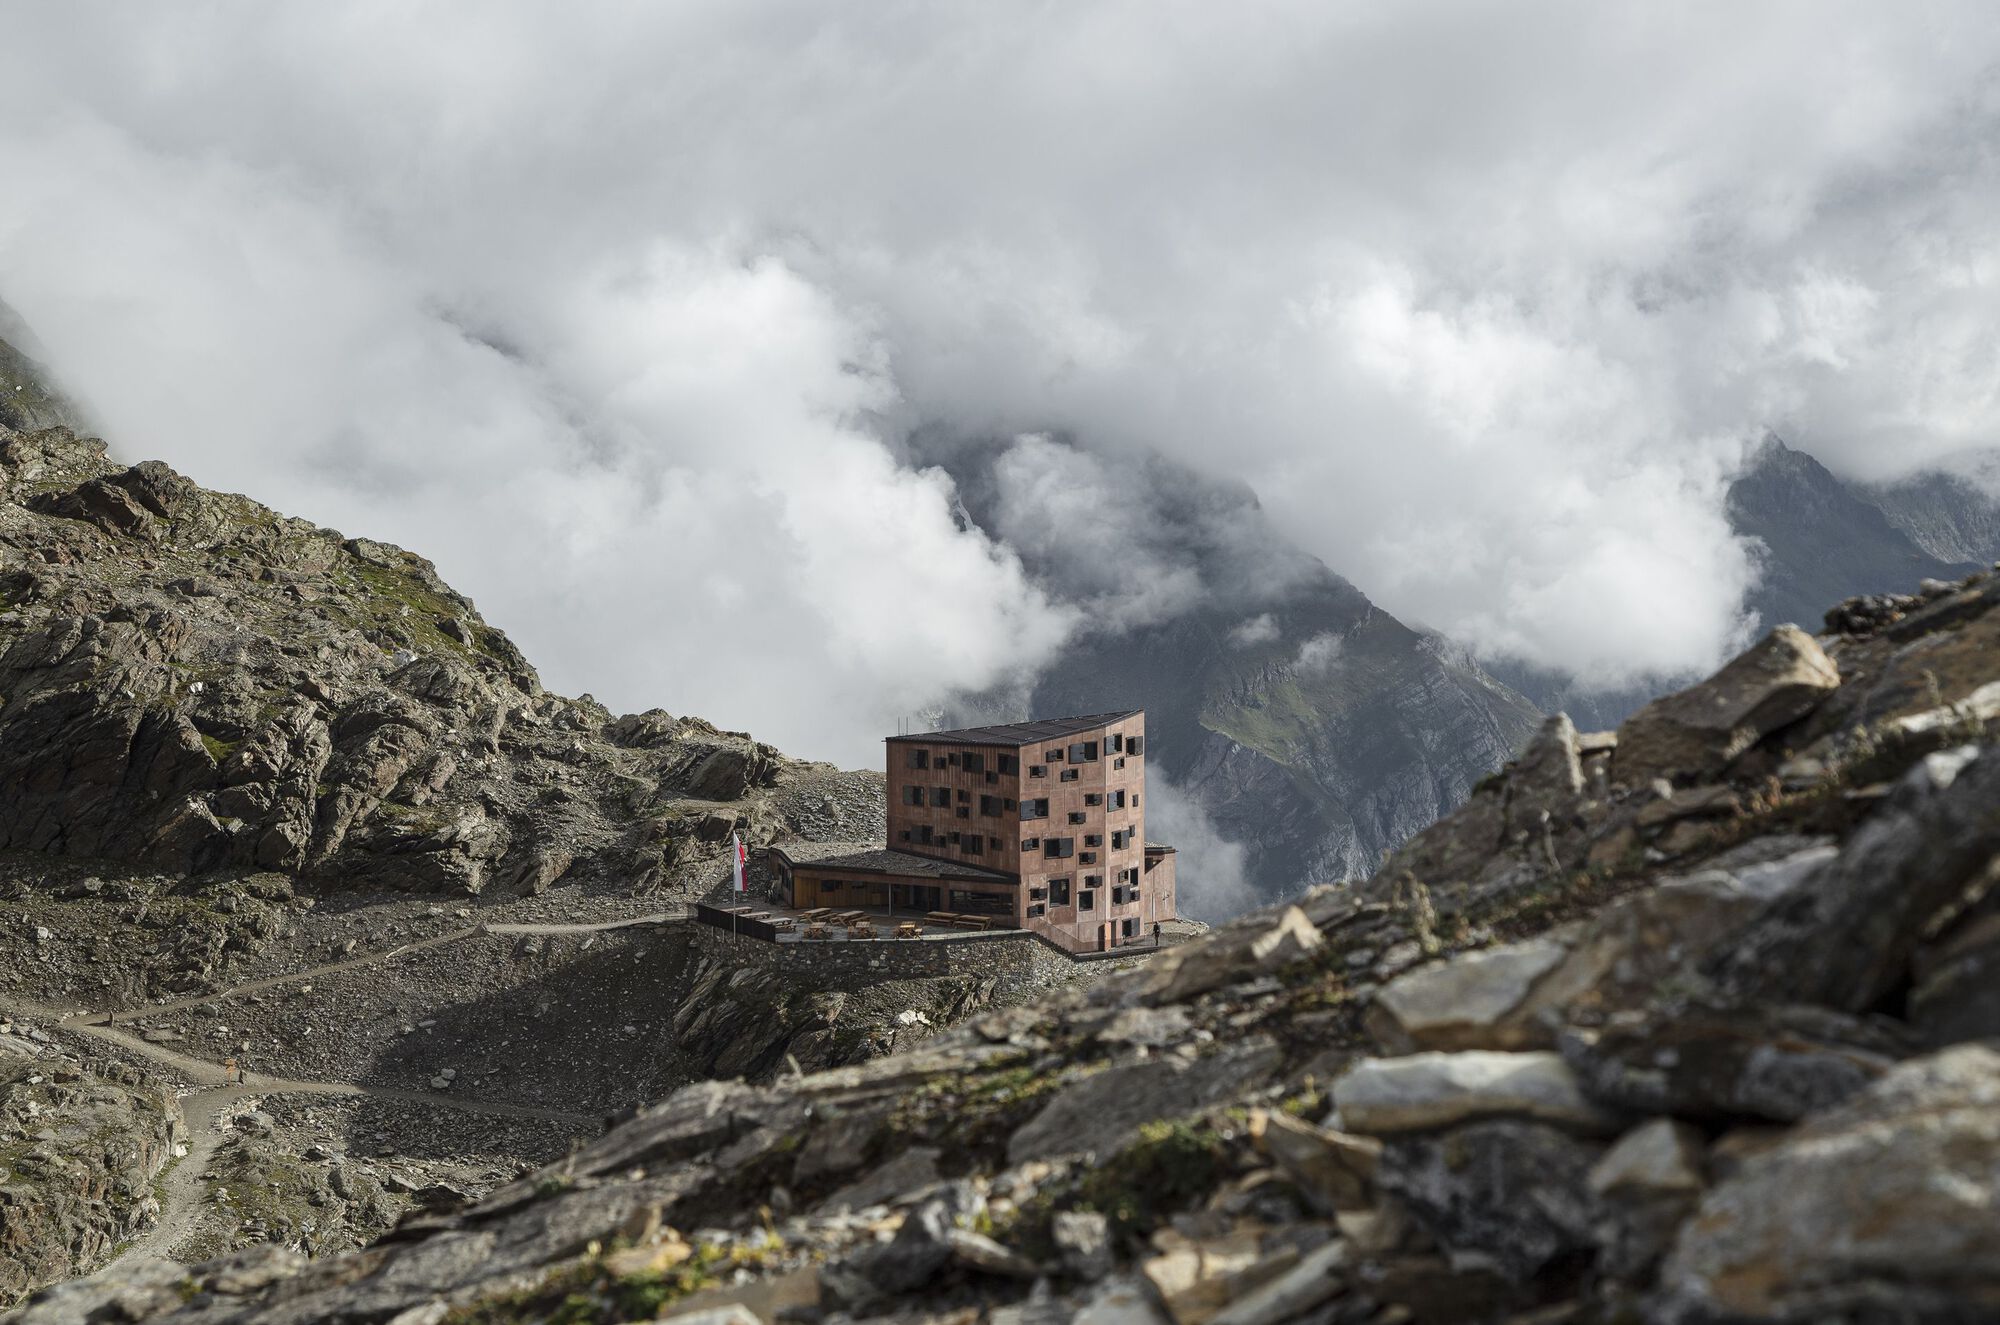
[
  {"left": 121, "top": 1084, "right": 247, "bottom": 1268},
  {"left": 12, "top": 910, "right": 676, "bottom": 1269},
  {"left": 90, "top": 911, "right": 680, "bottom": 1023}
]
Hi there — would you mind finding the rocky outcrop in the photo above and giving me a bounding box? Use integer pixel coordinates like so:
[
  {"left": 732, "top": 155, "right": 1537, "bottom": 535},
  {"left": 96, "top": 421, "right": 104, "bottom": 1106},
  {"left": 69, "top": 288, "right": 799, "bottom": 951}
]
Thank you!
[
  {"left": 0, "top": 423, "right": 879, "bottom": 899},
  {"left": 0, "top": 1024, "right": 180, "bottom": 1302},
  {"left": 20, "top": 565, "right": 2000, "bottom": 1324}
]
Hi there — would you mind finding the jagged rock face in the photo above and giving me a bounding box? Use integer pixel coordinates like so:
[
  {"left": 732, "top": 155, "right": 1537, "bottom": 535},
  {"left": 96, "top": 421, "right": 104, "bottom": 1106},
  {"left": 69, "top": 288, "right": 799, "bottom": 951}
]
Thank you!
[
  {"left": 0, "top": 1029, "right": 179, "bottom": 1301},
  {"left": 1865, "top": 465, "right": 2000, "bottom": 565},
  {"left": 25, "top": 566, "right": 2000, "bottom": 1324},
  {"left": 0, "top": 423, "right": 862, "bottom": 895}
]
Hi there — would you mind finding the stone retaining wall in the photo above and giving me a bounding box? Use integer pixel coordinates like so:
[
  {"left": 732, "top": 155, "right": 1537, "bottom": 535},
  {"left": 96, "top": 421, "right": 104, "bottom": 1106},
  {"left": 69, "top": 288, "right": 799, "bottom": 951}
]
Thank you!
[{"left": 685, "top": 920, "right": 1097, "bottom": 992}]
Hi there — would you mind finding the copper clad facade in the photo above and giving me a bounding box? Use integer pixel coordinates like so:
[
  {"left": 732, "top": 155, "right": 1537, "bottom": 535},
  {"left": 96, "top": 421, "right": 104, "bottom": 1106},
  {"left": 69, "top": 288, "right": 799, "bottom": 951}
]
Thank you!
[{"left": 785, "top": 710, "right": 1177, "bottom": 951}]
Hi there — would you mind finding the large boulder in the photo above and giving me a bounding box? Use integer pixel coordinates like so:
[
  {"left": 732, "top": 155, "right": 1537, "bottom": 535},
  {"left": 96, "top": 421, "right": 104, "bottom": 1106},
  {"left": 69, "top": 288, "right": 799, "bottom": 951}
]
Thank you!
[
  {"left": 1612, "top": 625, "right": 1838, "bottom": 786},
  {"left": 1660, "top": 1045, "right": 2000, "bottom": 1323}
]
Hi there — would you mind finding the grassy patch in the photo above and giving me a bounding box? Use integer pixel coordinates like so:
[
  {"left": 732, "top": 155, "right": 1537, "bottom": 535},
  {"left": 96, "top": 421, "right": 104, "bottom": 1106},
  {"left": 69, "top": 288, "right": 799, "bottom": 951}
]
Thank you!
[
  {"left": 198, "top": 733, "right": 239, "bottom": 765},
  {"left": 444, "top": 1238, "right": 778, "bottom": 1325},
  {"left": 1075, "top": 1117, "right": 1230, "bottom": 1240}
]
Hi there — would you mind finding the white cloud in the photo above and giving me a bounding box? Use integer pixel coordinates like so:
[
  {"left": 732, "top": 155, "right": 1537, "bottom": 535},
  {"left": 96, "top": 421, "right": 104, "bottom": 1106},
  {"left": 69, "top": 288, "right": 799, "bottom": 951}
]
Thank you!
[
  {"left": 1294, "top": 632, "right": 1344, "bottom": 674},
  {"left": 1144, "top": 773, "right": 1257, "bottom": 924},
  {"left": 0, "top": 3, "right": 1996, "bottom": 743},
  {"left": 1229, "top": 614, "right": 1279, "bottom": 647}
]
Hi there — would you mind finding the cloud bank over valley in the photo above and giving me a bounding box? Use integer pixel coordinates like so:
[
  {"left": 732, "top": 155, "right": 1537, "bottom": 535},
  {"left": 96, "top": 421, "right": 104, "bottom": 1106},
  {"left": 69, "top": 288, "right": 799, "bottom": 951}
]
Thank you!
[{"left": 2, "top": 3, "right": 1997, "bottom": 764}]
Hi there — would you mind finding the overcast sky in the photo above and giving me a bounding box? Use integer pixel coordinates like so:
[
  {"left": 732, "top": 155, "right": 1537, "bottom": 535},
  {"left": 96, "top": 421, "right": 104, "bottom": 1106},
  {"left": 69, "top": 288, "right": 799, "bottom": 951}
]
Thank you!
[{"left": 1, "top": 3, "right": 1996, "bottom": 764}]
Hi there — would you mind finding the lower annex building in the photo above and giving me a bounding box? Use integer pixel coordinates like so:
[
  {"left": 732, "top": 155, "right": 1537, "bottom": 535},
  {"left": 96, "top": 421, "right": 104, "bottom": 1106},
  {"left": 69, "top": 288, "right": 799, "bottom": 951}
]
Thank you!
[{"left": 768, "top": 711, "right": 1176, "bottom": 951}]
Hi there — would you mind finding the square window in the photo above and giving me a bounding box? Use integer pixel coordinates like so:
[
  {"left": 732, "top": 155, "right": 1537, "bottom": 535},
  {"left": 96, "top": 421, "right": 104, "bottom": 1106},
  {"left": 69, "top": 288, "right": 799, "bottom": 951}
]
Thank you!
[
  {"left": 908, "top": 749, "right": 929, "bottom": 769},
  {"left": 1028, "top": 764, "right": 1047, "bottom": 778},
  {"left": 1080, "top": 891, "right": 1095, "bottom": 911}
]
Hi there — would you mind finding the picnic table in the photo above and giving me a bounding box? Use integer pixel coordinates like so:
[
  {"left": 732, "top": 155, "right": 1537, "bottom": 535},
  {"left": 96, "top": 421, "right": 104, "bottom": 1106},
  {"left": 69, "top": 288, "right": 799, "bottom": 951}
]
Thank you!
[
  {"left": 802, "top": 907, "right": 835, "bottom": 920},
  {"left": 896, "top": 922, "right": 922, "bottom": 939},
  {"left": 804, "top": 924, "right": 829, "bottom": 941}
]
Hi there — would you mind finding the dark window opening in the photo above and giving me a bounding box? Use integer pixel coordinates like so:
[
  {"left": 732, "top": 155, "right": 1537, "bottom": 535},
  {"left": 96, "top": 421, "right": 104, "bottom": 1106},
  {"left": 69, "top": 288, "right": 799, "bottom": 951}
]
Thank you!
[
  {"left": 997, "top": 754, "right": 1020, "bottom": 775},
  {"left": 1068, "top": 740, "right": 1099, "bottom": 763},
  {"left": 1084, "top": 792, "right": 1103, "bottom": 806},
  {"left": 1085, "top": 834, "right": 1103, "bottom": 847},
  {"left": 1022, "top": 798, "right": 1049, "bottom": 821},
  {"left": 1022, "top": 836, "right": 1041, "bottom": 851},
  {"left": 931, "top": 787, "right": 951, "bottom": 808},
  {"left": 1043, "top": 837, "right": 1075, "bottom": 859},
  {"left": 1080, "top": 891, "right": 1096, "bottom": 911},
  {"left": 901, "top": 785, "right": 923, "bottom": 806},
  {"left": 1110, "top": 789, "right": 1127, "bottom": 810},
  {"left": 963, "top": 752, "right": 986, "bottom": 774},
  {"left": 908, "top": 749, "right": 930, "bottom": 769},
  {"left": 1050, "top": 877, "right": 1072, "bottom": 906},
  {"left": 1068, "top": 811, "right": 1087, "bottom": 825},
  {"left": 1060, "top": 768, "right": 1080, "bottom": 783},
  {"left": 1028, "top": 764, "right": 1047, "bottom": 778},
  {"left": 980, "top": 795, "right": 1000, "bottom": 816}
]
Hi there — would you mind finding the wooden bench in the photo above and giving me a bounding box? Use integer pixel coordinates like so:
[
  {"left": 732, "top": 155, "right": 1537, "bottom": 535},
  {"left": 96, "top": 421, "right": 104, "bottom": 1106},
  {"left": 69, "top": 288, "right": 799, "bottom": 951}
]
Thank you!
[
  {"left": 896, "top": 922, "right": 922, "bottom": 939},
  {"left": 803, "top": 924, "right": 829, "bottom": 941}
]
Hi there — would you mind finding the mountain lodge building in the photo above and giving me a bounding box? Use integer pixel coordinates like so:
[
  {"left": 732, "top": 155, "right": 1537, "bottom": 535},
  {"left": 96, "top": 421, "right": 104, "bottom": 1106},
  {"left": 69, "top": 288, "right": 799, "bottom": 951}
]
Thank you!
[{"left": 768, "top": 711, "right": 1177, "bottom": 951}]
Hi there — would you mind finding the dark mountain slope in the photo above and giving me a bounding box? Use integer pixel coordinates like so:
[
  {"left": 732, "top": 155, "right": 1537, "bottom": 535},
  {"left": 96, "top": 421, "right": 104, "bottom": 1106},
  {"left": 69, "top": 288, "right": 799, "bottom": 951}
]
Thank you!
[
  {"left": 1864, "top": 462, "right": 2000, "bottom": 565},
  {"left": 934, "top": 440, "right": 1542, "bottom": 915},
  {"left": 1727, "top": 434, "right": 1979, "bottom": 632}
]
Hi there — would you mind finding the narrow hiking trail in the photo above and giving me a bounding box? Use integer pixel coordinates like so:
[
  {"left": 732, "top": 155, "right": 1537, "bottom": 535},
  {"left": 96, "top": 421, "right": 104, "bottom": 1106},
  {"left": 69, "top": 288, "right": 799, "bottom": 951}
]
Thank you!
[
  {"left": 85, "top": 910, "right": 680, "bottom": 1023},
  {"left": 12, "top": 909, "right": 679, "bottom": 1267}
]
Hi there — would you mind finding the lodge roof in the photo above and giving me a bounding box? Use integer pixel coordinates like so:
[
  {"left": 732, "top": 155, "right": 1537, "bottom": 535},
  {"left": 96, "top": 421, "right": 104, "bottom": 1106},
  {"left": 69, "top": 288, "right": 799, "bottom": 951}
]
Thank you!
[{"left": 884, "top": 710, "right": 1140, "bottom": 748}]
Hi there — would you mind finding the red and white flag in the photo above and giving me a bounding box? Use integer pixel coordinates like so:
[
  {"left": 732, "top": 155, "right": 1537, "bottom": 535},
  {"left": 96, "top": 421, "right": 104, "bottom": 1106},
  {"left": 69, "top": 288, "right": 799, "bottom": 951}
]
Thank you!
[{"left": 731, "top": 833, "right": 748, "bottom": 894}]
